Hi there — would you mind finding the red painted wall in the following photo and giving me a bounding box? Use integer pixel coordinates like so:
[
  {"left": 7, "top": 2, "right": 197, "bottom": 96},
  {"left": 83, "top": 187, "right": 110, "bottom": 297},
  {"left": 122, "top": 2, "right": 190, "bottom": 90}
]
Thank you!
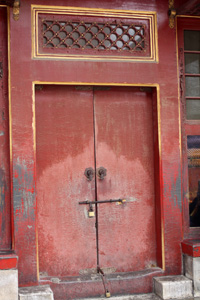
[{"left": 7, "top": 0, "right": 187, "bottom": 292}]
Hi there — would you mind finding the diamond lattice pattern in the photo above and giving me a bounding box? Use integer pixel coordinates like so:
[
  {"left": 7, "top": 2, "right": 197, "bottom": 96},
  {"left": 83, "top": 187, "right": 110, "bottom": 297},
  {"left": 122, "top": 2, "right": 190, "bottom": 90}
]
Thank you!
[{"left": 43, "top": 20, "right": 145, "bottom": 52}]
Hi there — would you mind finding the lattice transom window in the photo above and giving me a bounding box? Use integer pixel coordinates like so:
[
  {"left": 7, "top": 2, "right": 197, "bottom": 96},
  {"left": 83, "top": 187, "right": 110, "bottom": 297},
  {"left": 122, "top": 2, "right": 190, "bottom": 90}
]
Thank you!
[
  {"left": 43, "top": 20, "right": 145, "bottom": 52},
  {"left": 33, "top": 6, "right": 157, "bottom": 61}
]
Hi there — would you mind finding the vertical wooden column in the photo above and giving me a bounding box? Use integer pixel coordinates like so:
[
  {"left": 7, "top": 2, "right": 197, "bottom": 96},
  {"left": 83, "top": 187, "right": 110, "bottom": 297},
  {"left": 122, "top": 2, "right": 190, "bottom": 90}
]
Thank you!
[
  {"left": 0, "top": 7, "right": 11, "bottom": 251},
  {"left": 10, "top": 2, "right": 38, "bottom": 284}
]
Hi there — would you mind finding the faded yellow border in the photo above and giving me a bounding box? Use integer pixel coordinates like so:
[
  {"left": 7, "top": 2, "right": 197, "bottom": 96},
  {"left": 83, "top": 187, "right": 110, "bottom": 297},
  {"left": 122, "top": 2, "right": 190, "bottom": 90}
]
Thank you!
[
  {"left": 175, "top": 16, "right": 182, "bottom": 180},
  {"left": 7, "top": 6, "right": 14, "bottom": 249},
  {"left": 31, "top": 5, "right": 158, "bottom": 63},
  {"left": 7, "top": 7, "right": 12, "bottom": 169},
  {"left": 175, "top": 16, "right": 183, "bottom": 237},
  {"left": 177, "top": 15, "right": 200, "bottom": 19},
  {"left": 32, "top": 81, "right": 164, "bottom": 278}
]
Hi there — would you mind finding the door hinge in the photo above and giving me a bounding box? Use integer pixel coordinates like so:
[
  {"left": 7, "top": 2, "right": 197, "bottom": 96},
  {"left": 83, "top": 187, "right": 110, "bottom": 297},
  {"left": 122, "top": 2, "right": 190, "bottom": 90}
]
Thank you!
[{"left": 0, "top": 62, "right": 3, "bottom": 79}]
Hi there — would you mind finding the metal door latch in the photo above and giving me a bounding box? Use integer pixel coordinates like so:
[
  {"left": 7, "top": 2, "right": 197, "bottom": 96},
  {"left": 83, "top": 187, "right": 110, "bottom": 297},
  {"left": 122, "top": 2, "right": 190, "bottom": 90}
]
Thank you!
[
  {"left": 79, "top": 199, "right": 126, "bottom": 205},
  {"left": 79, "top": 199, "right": 126, "bottom": 218},
  {"left": 97, "top": 167, "right": 107, "bottom": 180},
  {"left": 84, "top": 167, "right": 94, "bottom": 181}
]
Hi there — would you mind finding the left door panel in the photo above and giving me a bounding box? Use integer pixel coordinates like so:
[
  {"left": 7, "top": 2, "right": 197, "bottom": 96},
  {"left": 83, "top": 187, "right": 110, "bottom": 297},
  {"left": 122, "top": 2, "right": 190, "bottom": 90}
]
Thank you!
[
  {"left": 36, "top": 85, "right": 96, "bottom": 276},
  {"left": 0, "top": 7, "right": 11, "bottom": 250}
]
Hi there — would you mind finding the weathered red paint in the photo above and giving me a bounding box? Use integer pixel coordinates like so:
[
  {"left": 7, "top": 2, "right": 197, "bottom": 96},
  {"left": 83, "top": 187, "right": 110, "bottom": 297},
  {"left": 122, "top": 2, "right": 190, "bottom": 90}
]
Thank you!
[
  {"left": 0, "top": 7, "right": 11, "bottom": 250},
  {"left": 35, "top": 86, "right": 162, "bottom": 298},
  {"left": 36, "top": 85, "right": 96, "bottom": 276},
  {"left": 0, "top": 253, "right": 18, "bottom": 269},
  {"left": 182, "top": 239, "right": 200, "bottom": 257},
  {"left": 95, "top": 87, "right": 157, "bottom": 271}
]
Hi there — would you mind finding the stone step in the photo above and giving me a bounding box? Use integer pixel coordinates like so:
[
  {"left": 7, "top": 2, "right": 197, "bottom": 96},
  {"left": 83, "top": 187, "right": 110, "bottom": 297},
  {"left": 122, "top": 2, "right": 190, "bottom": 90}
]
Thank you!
[
  {"left": 0, "top": 269, "right": 18, "bottom": 300},
  {"left": 154, "top": 275, "right": 193, "bottom": 299},
  {"left": 77, "top": 294, "right": 161, "bottom": 300},
  {"left": 76, "top": 293, "right": 200, "bottom": 300},
  {"left": 18, "top": 289, "right": 198, "bottom": 300},
  {"left": 18, "top": 285, "right": 54, "bottom": 300},
  {"left": 182, "top": 239, "right": 200, "bottom": 297},
  {"left": 40, "top": 268, "right": 163, "bottom": 299}
]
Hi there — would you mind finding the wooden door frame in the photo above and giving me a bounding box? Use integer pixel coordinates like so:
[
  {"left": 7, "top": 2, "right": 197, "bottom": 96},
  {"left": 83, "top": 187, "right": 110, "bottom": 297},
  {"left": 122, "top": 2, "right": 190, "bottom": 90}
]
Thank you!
[
  {"left": 0, "top": 5, "right": 12, "bottom": 251},
  {"left": 32, "top": 81, "right": 164, "bottom": 279},
  {"left": 177, "top": 16, "right": 200, "bottom": 239}
]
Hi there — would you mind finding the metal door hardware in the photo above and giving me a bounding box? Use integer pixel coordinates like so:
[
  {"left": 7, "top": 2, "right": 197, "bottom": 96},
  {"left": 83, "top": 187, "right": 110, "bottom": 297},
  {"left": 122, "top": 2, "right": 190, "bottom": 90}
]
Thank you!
[
  {"left": 79, "top": 199, "right": 126, "bottom": 205},
  {"left": 88, "top": 210, "right": 95, "bottom": 218},
  {"left": 106, "top": 291, "right": 111, "bottom": 298},
  {"left": 84, "top": 167, "right": 107, "bottom": 180},
  {"left": 88, "top": 203, "right": 95, "bottom": 218},
  {"left": 97, "top": 266, "right": 111, "bottom": 298},
  {"left": 97, "top": 166, "right": 107, "bottom": 180},
  {"left": 80, "top": 199, "right": 126, "bottom": 218},
  {"left": 84, "top": 167, "right": 94, "bottom": 181}
]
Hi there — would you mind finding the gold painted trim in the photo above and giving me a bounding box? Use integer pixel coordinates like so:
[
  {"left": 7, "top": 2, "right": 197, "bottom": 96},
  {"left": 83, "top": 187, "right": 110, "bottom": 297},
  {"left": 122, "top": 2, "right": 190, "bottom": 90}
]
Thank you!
[
  {"left": 0, "top": 5, "right": 7, "bottom": 7},
  {"left": 7, "top": 7, "right": 12, "bottom": 166},
  {"left": 156, "top": 84, "right": 165, "bottom": 270},
  {"left": 33, "top": 81, "right": 165, "bottom": 273},
  {"left": 177, "top": 15, "right": 200, "bottom": 19},
  {"left": 176, "top": 17, "right": 182, "bottom": 164},
  {"left": 32, "top": 83, "right": 36, "bottom": 154},
  {"left": 169, "top": 0, "right": 176, "bottom": 29},
  {"left": 161, "top": 218, "right": 165, "bottom": 270},
  {"left": 34, "top": 12, "right": 155, "bottom": 61},
  {"left": 32, "top": 4, "right": 157, "bottom": 15},
  {"left": 13, "top": 0, "right": 20, "bottom": 21},
  {"left": 36, "top": 227, "right": 39, "bottom": 280},
  {"left": 6, "top": 6, "right": 14, "bottom": 250},
  {"left": 32, "top": 82, "right": 39, "bottom": 279},
  {"left": 31, "top": 5, "right": 158, "bottom": 63},
  {"left": 175, "top": 16, "right": 183, "bottom": 238},
  {"left": 33, "top": 81, "right": 158, "bottom": 86},
  {"left": 154, "top": 12, "right": 159, "bottom": 65}
]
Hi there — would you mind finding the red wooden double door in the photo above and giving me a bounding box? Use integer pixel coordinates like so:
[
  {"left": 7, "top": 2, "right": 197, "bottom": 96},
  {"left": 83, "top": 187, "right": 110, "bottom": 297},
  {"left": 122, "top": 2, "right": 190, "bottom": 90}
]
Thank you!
[{"left": 36, "top": 85, "right": 157, "bottom": 278}]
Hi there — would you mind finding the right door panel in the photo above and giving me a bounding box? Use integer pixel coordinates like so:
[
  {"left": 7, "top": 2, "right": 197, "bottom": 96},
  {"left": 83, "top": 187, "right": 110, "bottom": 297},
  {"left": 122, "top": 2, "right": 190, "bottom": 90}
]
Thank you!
[{"left": 94, "top": 87, "right": 157, "bottom": 272}]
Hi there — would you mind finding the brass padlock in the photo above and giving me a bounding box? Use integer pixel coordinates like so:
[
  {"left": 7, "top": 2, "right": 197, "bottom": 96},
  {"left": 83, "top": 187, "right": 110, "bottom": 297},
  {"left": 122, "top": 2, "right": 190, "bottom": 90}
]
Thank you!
[
  {"left": 118, "top": 199, "right": 126, "bottom": 205},
  {"left": 88, "top": 210, "right": 95, "bottom": 218},
  {"left": 88, "top": 203, "right": 95, "bottom": 218},
  {"left": 105, "top": 291, "right": 111, "bottom": 298}
]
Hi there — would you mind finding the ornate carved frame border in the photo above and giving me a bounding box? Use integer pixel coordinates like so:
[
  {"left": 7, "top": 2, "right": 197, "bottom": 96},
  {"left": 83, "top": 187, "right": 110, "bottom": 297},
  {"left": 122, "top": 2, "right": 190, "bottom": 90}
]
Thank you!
[{"left": 31, "top": 5, "right": 158, "bottom": 63}]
